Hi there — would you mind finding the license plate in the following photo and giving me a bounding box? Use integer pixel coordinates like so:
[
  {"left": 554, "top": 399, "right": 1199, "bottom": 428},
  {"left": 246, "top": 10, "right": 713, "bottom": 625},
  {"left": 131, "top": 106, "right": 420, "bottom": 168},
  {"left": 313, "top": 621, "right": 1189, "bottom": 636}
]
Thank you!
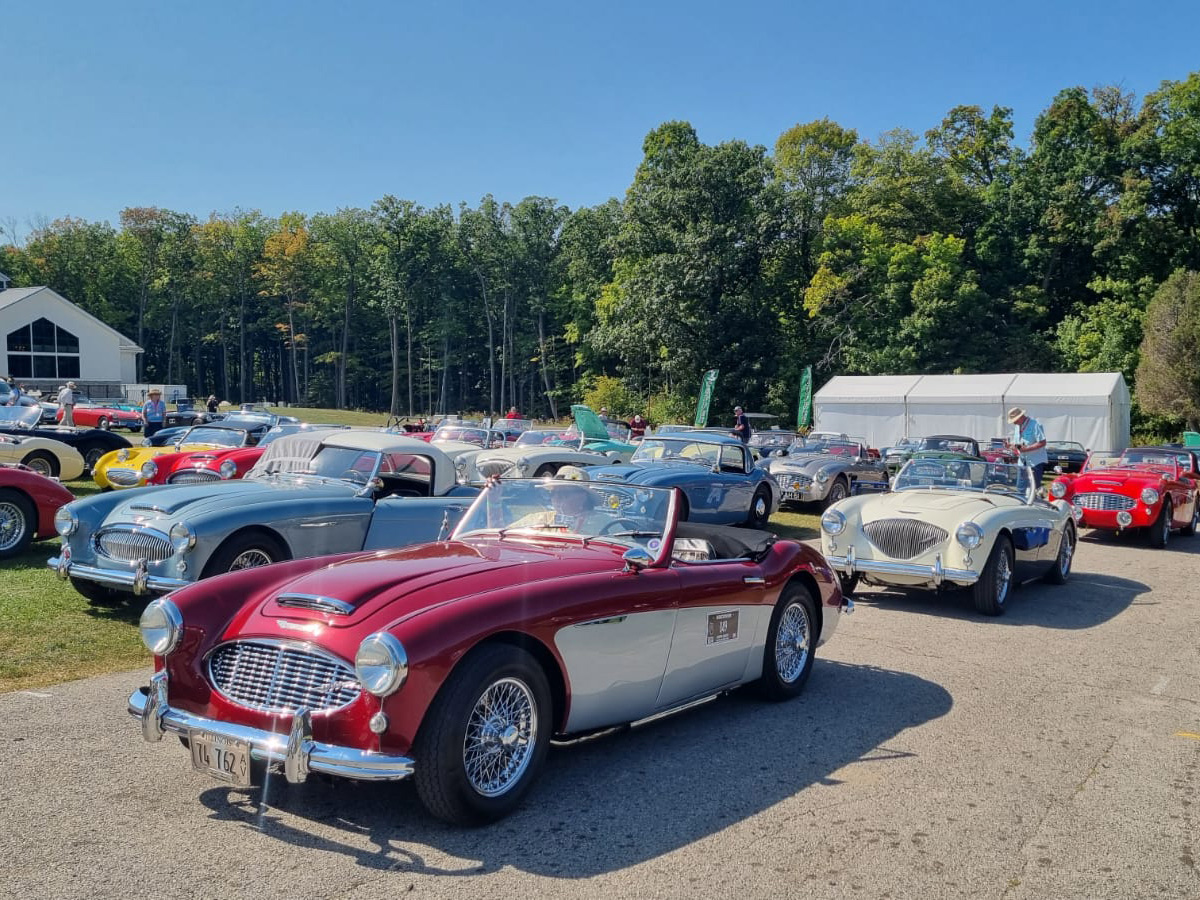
[
  {"left": 189, "top": 729, "right": 252, "bottom": 786},
  {"left": 782, "top": 490, "right": 803, "bottom": 501}
]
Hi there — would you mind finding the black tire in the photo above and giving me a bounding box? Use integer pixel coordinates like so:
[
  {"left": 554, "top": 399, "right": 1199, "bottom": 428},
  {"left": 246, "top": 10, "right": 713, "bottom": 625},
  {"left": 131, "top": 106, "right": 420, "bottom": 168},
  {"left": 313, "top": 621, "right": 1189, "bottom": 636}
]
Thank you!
[
  {"left": 822, "top": 476, "right": 850, "bottom": 511},
  {"left": 82, "top": 445, "right": 105, "bottom": 474},
  {"left": 1043, "top": 522, "right": 1076, "bottom": 584},
  {"left": 203, "top": 531, "right": 288, "bottom": 577},
  {"left": 757, "top": 581, "right": 818, "bottom": 700},
  {"left": 746, "top": 486, "right": 771, "bottom": 529},
  {"left": 20, "top": 450, "right": 58, "bottom": 478},
  {"left": 1149, "top": 498, "right": 1172, "bottom": 549},
  {"left": 413, "top": 644, "right": 551, "bottom": 825},
  {"left": 0, "top": 489, "right": 35, "bottom": 559},
  {"left": 1181, "top": 498, "right": 1199, "bottom": 537},
  {"left": 838, "top": 573, "right": 860, "bottom": 597},
  {"left": 69, "top": 576, "right": 128, "bottom": 606},
  {"left": 97, "top": 416, "right": 110, "bottom": 430},
  {"left": 972, "top": 536, "right": 1014, "bottom": 616}
]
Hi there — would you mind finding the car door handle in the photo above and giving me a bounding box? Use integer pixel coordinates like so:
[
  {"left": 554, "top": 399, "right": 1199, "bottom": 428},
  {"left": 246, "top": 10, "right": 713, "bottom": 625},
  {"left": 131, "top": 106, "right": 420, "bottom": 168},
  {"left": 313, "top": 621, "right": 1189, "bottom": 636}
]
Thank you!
[{"left": 743, "top": 576, "right": 764, "bottom": 585}]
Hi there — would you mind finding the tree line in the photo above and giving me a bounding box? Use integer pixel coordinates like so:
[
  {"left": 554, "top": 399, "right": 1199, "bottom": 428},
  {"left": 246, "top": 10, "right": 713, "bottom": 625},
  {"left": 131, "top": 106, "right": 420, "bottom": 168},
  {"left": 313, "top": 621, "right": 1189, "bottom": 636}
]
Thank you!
[{"left": 3, "top": 72, "right": 1199, "bottom": 433}]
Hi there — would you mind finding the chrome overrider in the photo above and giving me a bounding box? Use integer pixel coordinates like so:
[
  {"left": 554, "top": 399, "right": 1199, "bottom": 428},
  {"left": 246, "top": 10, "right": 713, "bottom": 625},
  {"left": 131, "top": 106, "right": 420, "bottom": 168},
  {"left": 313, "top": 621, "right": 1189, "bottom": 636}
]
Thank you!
[
  {"left": 824, "top": 545, "right": 980, "bottom": 587},
  {"left": 128, "top": 671, "right": 415, "bottom": 783}
]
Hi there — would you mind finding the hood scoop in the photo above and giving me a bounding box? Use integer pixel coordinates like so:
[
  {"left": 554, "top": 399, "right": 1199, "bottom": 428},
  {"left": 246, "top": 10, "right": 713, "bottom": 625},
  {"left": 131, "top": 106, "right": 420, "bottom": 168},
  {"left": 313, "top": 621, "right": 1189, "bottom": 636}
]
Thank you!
[{"left": 276, "top": 592, "right": 355, "bottom": 616}]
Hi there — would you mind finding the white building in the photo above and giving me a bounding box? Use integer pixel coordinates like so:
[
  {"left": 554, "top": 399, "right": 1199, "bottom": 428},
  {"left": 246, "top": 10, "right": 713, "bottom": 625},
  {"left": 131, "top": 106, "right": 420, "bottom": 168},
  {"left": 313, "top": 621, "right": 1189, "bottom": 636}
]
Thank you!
[{"left": 0, "top": 284, "right": 143, "bottom": 393}]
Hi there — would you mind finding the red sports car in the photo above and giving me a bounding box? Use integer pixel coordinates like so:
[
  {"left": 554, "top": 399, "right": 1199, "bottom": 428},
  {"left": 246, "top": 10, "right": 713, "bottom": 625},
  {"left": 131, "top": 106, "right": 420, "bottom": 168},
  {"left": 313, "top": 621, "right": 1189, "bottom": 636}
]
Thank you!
[
  {"left": 0, "top": 464, "right": 75, "bottom": 558},
  {"left": 982, "top": 438, "right": 1018, "bottom": 465},
  {"left": 128, "top": 478, "right": 852, "bottom": 824},
  {"left": 58, "top": 403, "right": 143, "bottom": 431},
  {"left": 1049, "top": 446, "right": 1200, "bottom": 547}
]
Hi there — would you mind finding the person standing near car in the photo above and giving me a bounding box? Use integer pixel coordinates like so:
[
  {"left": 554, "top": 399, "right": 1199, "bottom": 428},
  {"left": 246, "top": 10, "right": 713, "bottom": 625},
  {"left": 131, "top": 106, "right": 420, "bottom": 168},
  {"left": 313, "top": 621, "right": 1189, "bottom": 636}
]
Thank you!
[
  {"left": 57, "top": 382, "right": 77, "bottom": 426},
  {"left": 6, "top": 378, "right": 20, "bottom": 406},
  {"left": 206, "top": 394, "right": 220, "bottom": 414},
  {"left": 143, "top": 388, "right": 166, "bottom": 438},
  {"left": 629, "top": 413, "right": 649, "bottom": 439},
  {"left": 1007, "top": 407, "right": 1048, "bottom": 487},
  {"left": 732, "top": 406, "right": 752, "bottom": 444}
]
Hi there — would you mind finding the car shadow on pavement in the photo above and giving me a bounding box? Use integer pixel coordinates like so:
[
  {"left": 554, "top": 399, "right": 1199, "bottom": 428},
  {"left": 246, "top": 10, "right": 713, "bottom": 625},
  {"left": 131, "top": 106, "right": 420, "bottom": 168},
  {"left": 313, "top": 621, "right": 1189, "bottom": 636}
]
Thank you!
[
  {"left": 1078, "top": 528, "right": 1200, "bottom": 556},
  {"left": 846, "top": 571, "right": 1147, "bottom": 630},
  {"left": 195, "top": 659, "right": 952, "bottom": 876}
]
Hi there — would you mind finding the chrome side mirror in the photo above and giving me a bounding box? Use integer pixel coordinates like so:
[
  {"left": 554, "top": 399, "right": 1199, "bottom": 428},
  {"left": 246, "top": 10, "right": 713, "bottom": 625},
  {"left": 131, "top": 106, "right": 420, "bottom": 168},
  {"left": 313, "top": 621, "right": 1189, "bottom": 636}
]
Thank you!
[{"left": 622, "top": 546, "right": 653, "bottom": 573}]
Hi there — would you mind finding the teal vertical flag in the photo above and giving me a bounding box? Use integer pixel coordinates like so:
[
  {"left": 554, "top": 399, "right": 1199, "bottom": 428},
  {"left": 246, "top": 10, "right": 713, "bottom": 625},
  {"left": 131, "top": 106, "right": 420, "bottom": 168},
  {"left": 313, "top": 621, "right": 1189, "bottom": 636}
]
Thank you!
[
  {"left": 797, "top": 365, "right": 813, "bottom": 428},
  {"left": 694, "top": 368, "right": 719, "bottom": 426}
]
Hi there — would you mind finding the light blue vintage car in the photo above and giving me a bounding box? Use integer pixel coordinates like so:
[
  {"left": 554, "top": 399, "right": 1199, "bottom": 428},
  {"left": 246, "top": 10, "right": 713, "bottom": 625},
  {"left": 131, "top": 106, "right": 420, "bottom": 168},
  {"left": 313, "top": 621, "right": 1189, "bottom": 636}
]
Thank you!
[{"left": 49, "top": 430, "right": 481, "bottom": 603}]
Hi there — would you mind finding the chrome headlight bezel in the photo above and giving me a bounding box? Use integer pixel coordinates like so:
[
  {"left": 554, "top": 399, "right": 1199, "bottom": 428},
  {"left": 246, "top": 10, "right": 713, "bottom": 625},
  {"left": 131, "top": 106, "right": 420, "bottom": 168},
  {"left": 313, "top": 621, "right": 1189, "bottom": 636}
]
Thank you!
[
  {"left": 355, "top": 632, "right": 408, "bottom": 697},
  {"left": 815, "top": 469, "right": 830, "bottom": 484},
  {"left": 139, "top": 597, "right": 184, "bottom": 656},
  {"left": 955, "top": 521, "right": 984, "bottom": 549},
  {"left": 218, "top": 459, "right": 238, "bottom": 479},
  {"left": 1049, "top": 481, "right": 1066, "bottom": 499},
  {"left": 168, "top": 521, "right": 196, "bottom": 553},
  {"left": 820, "top": 508, "right": 846, "bottom": 535},
  {"left": 1141, "top": 487, "right": 1160, "bottom": 505},
  {"left": 54, "top": 506, "right": 79, "bottom": 537},
  {"left": 140, "top": 460, "right": 158, "bottom": 479},
  {"left": 117, "top": 449, "right": 131, "bottom": 462}
]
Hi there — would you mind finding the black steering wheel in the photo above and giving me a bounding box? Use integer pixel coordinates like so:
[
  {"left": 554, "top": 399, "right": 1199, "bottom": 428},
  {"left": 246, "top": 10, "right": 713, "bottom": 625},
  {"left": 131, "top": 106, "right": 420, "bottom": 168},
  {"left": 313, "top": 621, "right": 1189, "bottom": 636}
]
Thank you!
[
  {"left": 600, "top": 518, "right": 642, "bottom": 535},
  {"left": 341, "top": 469, "right": 369, "bottom": 484}
]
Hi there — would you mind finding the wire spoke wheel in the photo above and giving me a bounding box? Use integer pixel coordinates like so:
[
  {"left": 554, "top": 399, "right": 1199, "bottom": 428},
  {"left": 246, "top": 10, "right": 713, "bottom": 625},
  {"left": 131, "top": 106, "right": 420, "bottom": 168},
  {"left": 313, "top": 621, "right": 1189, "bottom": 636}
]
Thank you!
[
  {"left": 773, "top": 600, "right": 812, "bottom": 684},
  {"left": 0, "top": 500, "right": 29, "bottom": 552},
  {"left": 229, "top": 548, "right": 275, "bottom": 570},
  {"left": 462, "top": 676, "right": 538, "bottom": 797}
]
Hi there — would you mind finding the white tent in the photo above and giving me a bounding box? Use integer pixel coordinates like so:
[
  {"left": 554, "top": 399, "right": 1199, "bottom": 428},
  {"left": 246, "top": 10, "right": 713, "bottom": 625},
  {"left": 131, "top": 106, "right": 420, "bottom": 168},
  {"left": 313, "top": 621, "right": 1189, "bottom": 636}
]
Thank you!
[
  {"left": 808, "top": 375, "right": 922, "bottom": 447},
  {"left": 812, "top": 372, "right": 1130, "bottom": 450},
  {"left": 1004, "top": 373, "right": 1130, "bottom": 451}
]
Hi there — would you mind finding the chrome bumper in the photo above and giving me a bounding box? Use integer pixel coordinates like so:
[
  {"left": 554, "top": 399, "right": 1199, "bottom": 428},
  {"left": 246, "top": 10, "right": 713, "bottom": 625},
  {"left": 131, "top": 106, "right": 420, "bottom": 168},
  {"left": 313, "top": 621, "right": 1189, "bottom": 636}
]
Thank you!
[
  {"left": 48, "top": 556, "right": 191, "bottom": 595},
  {"left": 129, "top": 673, "right": 415, "bottom": 783},
  {"left": 826, "top": 546, "right": 978, "bottom": 587}
]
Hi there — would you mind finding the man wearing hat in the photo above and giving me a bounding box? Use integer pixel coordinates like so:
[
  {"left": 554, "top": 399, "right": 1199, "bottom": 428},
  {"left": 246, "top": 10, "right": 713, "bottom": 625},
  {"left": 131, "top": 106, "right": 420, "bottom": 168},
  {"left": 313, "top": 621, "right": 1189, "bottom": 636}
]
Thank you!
[
  {"left": 57, "top": 381, "right": 77, "bottom": 426},
  {"left": 143, "top": 388, "right": 167, "bottom": 439},
  {"left": 732, "top": 405, "right": 751, "bottom": 444},
  {"left": 1008, "top": 407, "right": 1048, "bottom": 488}
]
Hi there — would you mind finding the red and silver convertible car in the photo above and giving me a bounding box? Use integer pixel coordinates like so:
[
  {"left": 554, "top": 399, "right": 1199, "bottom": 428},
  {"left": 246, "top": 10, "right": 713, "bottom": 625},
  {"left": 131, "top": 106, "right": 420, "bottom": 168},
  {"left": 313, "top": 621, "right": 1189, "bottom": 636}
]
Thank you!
[
  {"left": 1049, "top": 446, "right": 1200, "bottom": 547},
  {"left": 0, "top": 464, "right": 75, "bottom": 558},
  {"left": 128, "top": 478, "right": 852, "bottom": 824}
]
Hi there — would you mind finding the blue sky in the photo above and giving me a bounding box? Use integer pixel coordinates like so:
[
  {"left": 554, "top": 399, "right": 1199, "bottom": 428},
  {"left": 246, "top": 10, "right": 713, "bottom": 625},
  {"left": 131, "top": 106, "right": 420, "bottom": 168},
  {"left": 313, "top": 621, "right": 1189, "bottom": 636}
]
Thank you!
[{"left": 4, "top": 0, "right": 1198, "bottom": 234}]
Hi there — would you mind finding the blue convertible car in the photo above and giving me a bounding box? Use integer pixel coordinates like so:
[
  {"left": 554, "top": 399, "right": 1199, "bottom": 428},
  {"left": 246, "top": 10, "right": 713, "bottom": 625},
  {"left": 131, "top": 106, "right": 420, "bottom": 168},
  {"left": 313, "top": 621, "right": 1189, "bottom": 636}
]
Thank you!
[{"left": 579, "top": 433, "right": 780, "bottom": 528}]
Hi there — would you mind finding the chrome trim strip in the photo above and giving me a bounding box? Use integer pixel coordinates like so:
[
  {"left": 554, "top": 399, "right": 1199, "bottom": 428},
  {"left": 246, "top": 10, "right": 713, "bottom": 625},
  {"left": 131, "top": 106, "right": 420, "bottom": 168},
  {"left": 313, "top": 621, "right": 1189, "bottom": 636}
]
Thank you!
[
  {"left": 827, "top": 553, "right": 979, "bottom": 585},
  {"left": 47, "top": 557, "right": 190, "bottom": 593},
  {"left": 742, "top": 576, "right": 765, "bottom": 584},
  {"left": 128, "top": 679, "right": 414, "bottom": 783},
  {"left": 276, "top": 592, "right": 355, "bottom": 615}
]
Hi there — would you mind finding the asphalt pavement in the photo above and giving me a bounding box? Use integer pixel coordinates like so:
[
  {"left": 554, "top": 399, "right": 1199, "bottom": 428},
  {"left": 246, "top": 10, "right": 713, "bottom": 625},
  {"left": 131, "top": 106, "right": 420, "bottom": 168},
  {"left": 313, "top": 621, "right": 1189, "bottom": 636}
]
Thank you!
[{"left": 1, "top": 530, "right": 1198, "bottom": 900}]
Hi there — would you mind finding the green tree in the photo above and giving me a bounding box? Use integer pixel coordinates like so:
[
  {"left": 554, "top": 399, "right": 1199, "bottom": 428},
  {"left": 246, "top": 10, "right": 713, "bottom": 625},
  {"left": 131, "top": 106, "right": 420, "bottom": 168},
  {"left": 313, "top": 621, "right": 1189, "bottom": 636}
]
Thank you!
[{"left": 1135, "top": 269, "right": 1200, "bottom": 430}]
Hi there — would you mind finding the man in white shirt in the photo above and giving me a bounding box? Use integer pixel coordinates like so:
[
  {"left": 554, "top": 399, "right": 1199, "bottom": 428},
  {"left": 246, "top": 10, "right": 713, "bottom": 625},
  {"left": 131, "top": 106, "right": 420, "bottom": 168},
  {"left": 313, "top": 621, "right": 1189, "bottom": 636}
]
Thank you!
[{"left": 57, "top": 382, "right": 77, "bottom": 426}]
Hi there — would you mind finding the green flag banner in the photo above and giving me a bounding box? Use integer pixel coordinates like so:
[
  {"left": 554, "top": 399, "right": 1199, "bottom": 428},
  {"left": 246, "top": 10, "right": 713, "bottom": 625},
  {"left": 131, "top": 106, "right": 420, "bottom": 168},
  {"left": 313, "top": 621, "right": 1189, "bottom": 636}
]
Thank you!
[
  {"left": 694, "top": 368, "right": 719, "bottom": 427},
  {"left": 797, "top": 365, "right": 813, "bottom": 428}
]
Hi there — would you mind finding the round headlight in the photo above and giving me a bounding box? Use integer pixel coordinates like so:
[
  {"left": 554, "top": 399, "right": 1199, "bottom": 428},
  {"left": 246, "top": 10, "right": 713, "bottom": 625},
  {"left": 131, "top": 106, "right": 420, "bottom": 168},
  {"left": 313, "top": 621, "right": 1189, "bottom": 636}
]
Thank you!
[
  {"left": 54, "top": 506, "right": 79, "bottom": 537},
  {"left": 1049, "top": 481, "right": 1066, "bottom": 499},
  {"left": 218, "top": 459, "right": 237, "bottom": 479},
  {"left": 1141, "top": 487, "right": 1160, "bottom": 505},
  {"left": 140, "top": 460, "right": 158, "bottom": 478},
  {"left": 820, "top": 508, "right": 846, "bottom": 535},
  {"left": 955, "top": 521, "right": 984, "bottom": 549},
  {"left": 117, "top": 449, "right": 131, "bottom": 462},
  {"left": 355, "top": 632, "right": 408, "bottom": 697},
  {"left": 168, "top": 522, "right": 196, "bottom": 552},
  {"left": 139, "top": 597, "right": 183, "bottom": 656}
]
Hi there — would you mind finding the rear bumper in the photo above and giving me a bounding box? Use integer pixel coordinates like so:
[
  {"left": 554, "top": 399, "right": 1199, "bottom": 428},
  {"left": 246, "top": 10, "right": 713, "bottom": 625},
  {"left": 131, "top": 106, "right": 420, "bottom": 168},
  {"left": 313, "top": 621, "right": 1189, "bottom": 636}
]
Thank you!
[{"left": 129, "top": 673, "right": 415, "bottom": 783}]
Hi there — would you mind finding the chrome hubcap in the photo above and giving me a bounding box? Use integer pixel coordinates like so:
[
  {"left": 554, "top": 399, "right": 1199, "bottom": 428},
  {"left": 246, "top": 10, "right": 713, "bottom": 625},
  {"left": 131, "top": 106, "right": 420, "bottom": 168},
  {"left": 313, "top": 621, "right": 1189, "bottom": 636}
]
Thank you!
[
  {"left": 754, "top": 496, "right": 767, "bottom": 517},
  {"left": 26, "top": 459, "right": 51, "bottom": 476},
  {"left": 228, "top": 548, "right": 274, "bottom": 570},
  {"left": 774, "top": 602, "right": 811, "bottom": 684},
  {"left": 463, "top": 677, "right": 536, "bottom": 797},
  {"left": 0, "top": 501, "right": 26, "bottom": 551},
  {"left": 1061, "top": 531, "right": 1074, "bottom": 575}
]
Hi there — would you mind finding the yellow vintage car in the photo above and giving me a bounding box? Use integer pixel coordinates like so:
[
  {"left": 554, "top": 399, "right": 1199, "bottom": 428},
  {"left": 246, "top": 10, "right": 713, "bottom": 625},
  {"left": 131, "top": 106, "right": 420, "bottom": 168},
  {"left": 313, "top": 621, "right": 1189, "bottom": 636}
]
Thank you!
[{"left": 92, "top": 424, "right": 265, "bottom": 490}]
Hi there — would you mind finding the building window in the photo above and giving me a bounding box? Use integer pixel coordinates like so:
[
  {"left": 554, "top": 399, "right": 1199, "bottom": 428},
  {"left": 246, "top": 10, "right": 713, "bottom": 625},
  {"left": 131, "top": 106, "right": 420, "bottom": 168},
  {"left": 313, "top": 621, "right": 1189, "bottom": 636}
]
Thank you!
[{"left": 6, "top": 318, "right": 81, "bottom": 380}]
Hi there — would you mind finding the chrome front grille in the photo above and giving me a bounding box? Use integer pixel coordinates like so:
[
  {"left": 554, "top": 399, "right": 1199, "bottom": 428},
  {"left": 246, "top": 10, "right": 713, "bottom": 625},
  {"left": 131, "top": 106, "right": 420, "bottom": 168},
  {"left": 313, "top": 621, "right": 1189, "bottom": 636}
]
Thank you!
[
  {"left": 208, "top": 640, "right": 361, "bottom": 714},
  {"left": 95, "top": 527, "right": 173, "bottom": 562},
  {"left": 863, "top": 518, "right": 949, "bottom": 559},
  {"left": 168, "top": 469, "right": 219, "bottom": 484},
  {"left": 106, "top": 468, "right": 141, "bottom": 486},
  {"left": 1074, "top": 492, "right": 1135, "bottom": 511},
  {"left": 476, "top": 459, "right": 515, "bottom": 478},
  {"left": 779, "top": 472, "right": 813, "bottom": 491}
]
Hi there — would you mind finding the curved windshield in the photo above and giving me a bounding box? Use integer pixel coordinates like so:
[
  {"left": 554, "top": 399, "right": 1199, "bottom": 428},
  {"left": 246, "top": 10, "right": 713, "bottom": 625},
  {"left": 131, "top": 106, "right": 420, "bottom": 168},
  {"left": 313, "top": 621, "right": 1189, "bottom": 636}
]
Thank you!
[
  {"left": 631, "top": 437, "right": 722, "bottom": 465},
  {"left": 1119, "top": 448, "right": 1186, "bottom": 469},
  {"left": 433, "top": 426, "right": 489, "bottom": 445},
  {"left": 179, "top": 427, "right": 247, "bottom": 448},
  {"left": 1047, "top": 441, "right": 1085, "bottom": 452},
  {"left": 917, "top": 437, "right": 979, "bottom": 455},
  {"left": 300, "top": 446, "right": 382, "bottom": 483},
  {"left": 895, "top": 458, "right": 1034, "bottom": 500},
  {"left": 786, "top": 438, "right": 862, "bottom": 457},
  {"left": 750, "top": 432, "right": 796, "bottom": 450},
  {"left": 513, "top": 430, "right": 565, "bottom": 447},
  {"left": 0, "top": 406, "right": 44, "bottom": 429},
  {"left": 1083, "top": 450, "right": 1125, "bottom": 472},
  {"left": 453, "top": 479, "right": 673, "bottom": 552}
]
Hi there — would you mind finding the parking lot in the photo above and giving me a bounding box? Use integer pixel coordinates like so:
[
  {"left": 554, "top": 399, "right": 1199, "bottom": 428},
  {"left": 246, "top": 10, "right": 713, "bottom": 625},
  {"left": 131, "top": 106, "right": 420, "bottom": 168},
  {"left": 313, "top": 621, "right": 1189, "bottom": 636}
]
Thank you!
[{"left": 2, "top": 530, "right": 1198, "bottom": 900}]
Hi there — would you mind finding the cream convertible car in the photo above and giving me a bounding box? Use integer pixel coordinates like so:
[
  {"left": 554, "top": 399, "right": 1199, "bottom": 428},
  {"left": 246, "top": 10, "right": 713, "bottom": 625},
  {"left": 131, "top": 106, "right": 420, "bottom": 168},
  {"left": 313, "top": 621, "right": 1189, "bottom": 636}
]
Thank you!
[{"left": 819, "top": 457, "right": 1078, "bottom": 616}]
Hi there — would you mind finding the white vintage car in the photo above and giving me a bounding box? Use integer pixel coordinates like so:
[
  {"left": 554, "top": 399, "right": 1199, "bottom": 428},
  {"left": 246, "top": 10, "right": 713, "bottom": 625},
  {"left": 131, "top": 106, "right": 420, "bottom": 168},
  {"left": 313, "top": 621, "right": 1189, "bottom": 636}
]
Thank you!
[
  {"left": 819, "top": 457, "right": 1079, "bottom": 615},
  {"left": 471, "top": 429, "right": 629, "bottom": 479}
]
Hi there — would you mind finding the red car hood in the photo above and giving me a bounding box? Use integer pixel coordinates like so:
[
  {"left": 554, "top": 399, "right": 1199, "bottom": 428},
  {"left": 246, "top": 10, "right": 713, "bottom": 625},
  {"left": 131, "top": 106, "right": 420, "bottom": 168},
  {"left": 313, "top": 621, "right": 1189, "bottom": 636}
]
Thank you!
[
  {"left": 238, "top": 539, "right": 619, "bottom": 636},
  {"left": 1072, "top": 467, "right": 1168, "bottom": 490}
]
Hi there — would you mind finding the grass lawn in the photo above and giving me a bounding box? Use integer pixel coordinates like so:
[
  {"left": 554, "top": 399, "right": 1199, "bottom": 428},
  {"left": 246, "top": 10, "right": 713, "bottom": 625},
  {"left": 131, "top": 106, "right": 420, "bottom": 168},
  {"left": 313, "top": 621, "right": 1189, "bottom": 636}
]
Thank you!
[{"left": 0, "top": 416, "right": 821, "bottom": 693}]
